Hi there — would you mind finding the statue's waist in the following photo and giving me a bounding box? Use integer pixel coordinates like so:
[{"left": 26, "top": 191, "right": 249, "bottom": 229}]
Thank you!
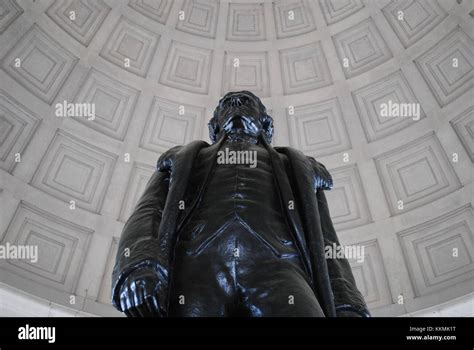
[
  {"left": 176, "top": 217, "right": 299, "bottom": 259},
  {"left": 192, "top": 196, "right": 286, "bottom": 219}
]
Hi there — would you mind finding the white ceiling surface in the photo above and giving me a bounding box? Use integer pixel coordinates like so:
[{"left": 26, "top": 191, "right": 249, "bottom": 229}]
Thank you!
[{"left": 0, "top": 0, "right": 472, "bottom": 317}]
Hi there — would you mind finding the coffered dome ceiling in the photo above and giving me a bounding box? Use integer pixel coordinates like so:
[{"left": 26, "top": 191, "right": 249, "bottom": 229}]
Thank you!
[{"left": 0, "top": 0, "right": 472, "bottom": 316}]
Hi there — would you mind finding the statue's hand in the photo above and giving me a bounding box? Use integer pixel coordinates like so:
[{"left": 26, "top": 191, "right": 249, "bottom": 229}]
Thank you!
[{"left": 119, "top": 267, "right": 167, "bottom": 317}]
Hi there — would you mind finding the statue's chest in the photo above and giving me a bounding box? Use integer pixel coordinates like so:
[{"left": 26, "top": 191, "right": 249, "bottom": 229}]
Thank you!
[
  {"left": 188, "top": 142, "right": 280, "bottom": 212},
  {"left": 211, "top": 143, "right": 274, "bottom": 193}
]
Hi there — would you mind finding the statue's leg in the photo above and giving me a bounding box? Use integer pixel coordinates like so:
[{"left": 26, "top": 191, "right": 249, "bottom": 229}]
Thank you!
[
  {"left": 224, "top": 222, "right": 324, "bottom": 317},
  {"left": 167, "top": 251, "right": 236, "bottom": 317},
  {"left": 239, "top": 260, "right": 325, "bottom": 317}
]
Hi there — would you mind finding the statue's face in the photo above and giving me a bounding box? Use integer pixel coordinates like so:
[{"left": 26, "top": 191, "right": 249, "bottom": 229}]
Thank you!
[{"left": 213, "top": 91, "right": 265, "bottom": 137}]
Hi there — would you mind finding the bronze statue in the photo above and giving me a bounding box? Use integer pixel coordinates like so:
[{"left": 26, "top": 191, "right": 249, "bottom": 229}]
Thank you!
[{"left": 112, "top": 91, "right": 369, "bottom": 317}]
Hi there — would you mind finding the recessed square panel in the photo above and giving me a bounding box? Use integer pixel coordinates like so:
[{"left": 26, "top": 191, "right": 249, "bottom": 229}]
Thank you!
[
  {"left": 235, "top": 65, "right": 257, "bottom": 86},
  {"left": 140, "top": 97, "right": 205, "bottom": 153},
  {"left": 22, "top": 48, "right": 56, "bottom": 83},
  {"left": 0, "top": 117, "right": 14, "bottom": 144},
  {"left": 273, "top": 0, "right": 316, "bottom": 38},
  {"left": 31, "top": 129, "right": 117, "bottom": 213},
  {"left": 287, "top": 98, "right": 351, "bottom": 157},
  {"left": 382, "top": 0, "right": 447, "bottom": 48},
  {"left": 160, "top": 116, "right": 189, "bottom": 144},
  {"left": 294, "top": 58, "right": 317, "bottom": 81},
  {"left": 117, "top": 35, "right": 144, "bottom": 60},
  {"left": 175, "top": 57, "right": 199, "bottom": 80},
  {"left": 189, "top": 7, "right": 207, "bottom": 26},
  {"left": 100, "top": 16, "right": 160, "bottom": 77},
  {"left": 352, "top": 70, "right": 425, "bottom": 142},
  {"left": 319, "top": 0, "right": 364, "bottom": 25},
  {"left": 398, "top": 205, "right": 474, "bottom": 296},
  {"left": 0, "top": 90, "right": 41, "bottom": 173},
  {"left": 349, "top": 36, "right": 375, "bottom": 62},
  {"left": 347, "top": 240, "right": 392, "bottom": 309},
  {"left": 450, "top": 106, "right": 474, "bottom": 162},
  {"left": 0, "top": 201, "right": 93, "bottom": 292},
  {"left": 176, "top": 0, "right": 219, "bottom": 38},
  {"left": 226, "top": 3, "right": 266, "bottom": 41},
  {"left": 46, "top": 0, "right": 111, "bottom": 46},
  {"left": 128, "top": 0, "right": 172, "bottom": 24},
  {"left": 1, "top": 24, "right": 78, "bottom": 104},
  {"left": 279, "top": 42, "right": 332, "bottom": 94},
  {"left": 26, "top": 231, "right": 65, "bottom": 274},
  {"left": 325, "top": 164, "right": 372, "bottom": 231},
  {"left": 375, "top": 132, "right": 461, "bottom": 215},
  {"left": 73, "top": 68, "right": 140, "bottom": 140},
  {"left": 414, "top": 27, "right": 473, "bottom": 107},
  {"left": 332, "top": 18, "right": 393, "bottom": 78},
  {"left": 328, "top": 187, "right": 351, "bottom": 218},
  {"left": 159, "top": 41, "right": 213, "bottom": 94},
  {"left": 92, "top": 91, "right": 120, "bottom": 122},
  {"left": 0, "top": 0, "right": 23, "bottom": 34},
  {"left": 397, "top": 158, "right": 437, "bottom": 196},
  {"left": 222, "top": 51, "right": 270, "bottom": 97},
  {"left": 303, "top": 118, "right": 332, "bottom": 145},
  {"left": 54, "top": 155, "right": 93, "bottom": 194}
]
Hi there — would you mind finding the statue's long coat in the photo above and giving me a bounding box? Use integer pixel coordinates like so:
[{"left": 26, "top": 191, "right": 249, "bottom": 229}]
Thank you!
[{"left": 112, "top": 138, "right": 368, "bottom": 317}]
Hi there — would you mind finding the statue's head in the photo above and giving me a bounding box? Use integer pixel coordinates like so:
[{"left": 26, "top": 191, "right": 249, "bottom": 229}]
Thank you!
[{"left": 208, "top": 91, "right": 273, "bottom": 144}]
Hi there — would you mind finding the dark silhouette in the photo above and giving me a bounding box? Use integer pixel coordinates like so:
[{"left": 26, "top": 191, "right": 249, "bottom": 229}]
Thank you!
[{"left": 112, "top": 91, "right": 369, "bottom": 317}]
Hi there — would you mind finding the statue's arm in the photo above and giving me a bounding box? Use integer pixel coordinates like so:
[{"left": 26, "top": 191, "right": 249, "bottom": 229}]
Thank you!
[
  {"left": 111, "top": 148, "right": 177, "bottom": 315},
  {"left": 309, "top": 157, "right": 370, "bottom": 317}
]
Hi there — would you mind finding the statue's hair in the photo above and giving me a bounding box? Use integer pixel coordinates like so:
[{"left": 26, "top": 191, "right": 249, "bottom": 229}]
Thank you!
[{"left": 208, "top": 92, "right": 274, "bottom": 144}]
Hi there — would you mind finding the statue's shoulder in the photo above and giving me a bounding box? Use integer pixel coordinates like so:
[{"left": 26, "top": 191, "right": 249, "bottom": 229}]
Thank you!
[
  {"left": 306, "top": 156, "right": 333, "bottom": 190},
  {"left": 274, "top": 146, "right": 315, "bottom": 164},
  {"left": 274, "top": 146, "right": 332, "bottom": 190},
  {"left": 157, "top": 141, "right": 210, "bottom": 171},
  {"left": 274, "top": 146, "right": 304, "bottom": 159}
]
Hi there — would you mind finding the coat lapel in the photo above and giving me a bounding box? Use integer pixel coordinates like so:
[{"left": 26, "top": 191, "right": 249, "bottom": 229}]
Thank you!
[
  {"left": 175, "top": 138, "right": 225, "bottom": 232},
  {"left": 158, "top": 140, "right": 208, "bottom": 253},
  {"left": 264, "top": 142, "right": 314, "bottom": 279},
  {"left": 275, "top": 146, "right": 336, "bottom": 317}
]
